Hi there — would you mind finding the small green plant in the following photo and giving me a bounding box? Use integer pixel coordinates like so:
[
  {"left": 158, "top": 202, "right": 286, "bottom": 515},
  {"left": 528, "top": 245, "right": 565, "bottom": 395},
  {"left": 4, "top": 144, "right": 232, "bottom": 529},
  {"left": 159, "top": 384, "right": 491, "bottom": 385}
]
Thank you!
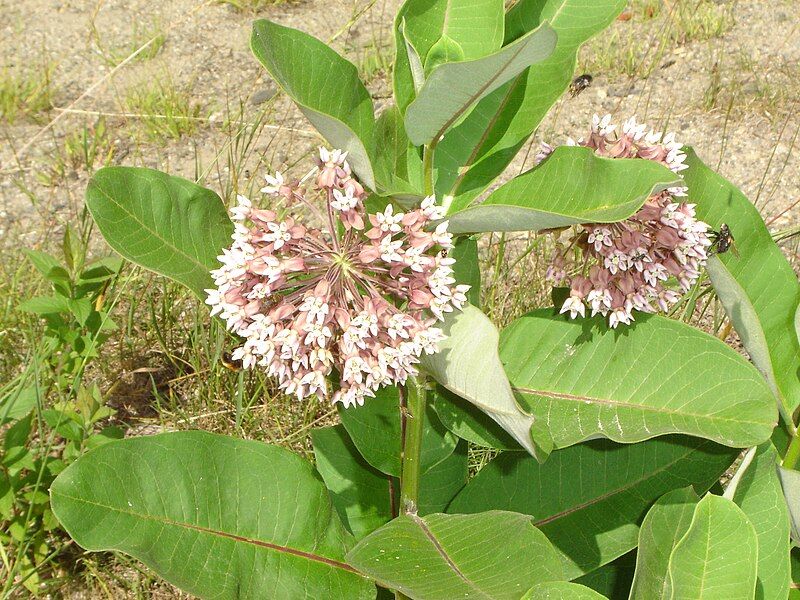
[
  {"left": 38, "top": 118, "right": 116, "bottom": 187},
  {"left": 124, "top": 79, "right": 203, "bottom": 142},
  {"left": 216, "top": 0, "right": 285, "bottom": 11},
  {"left": 1, "top": 225, "right": 123, "bottom": 595},
  {"left": 0, "top": 66, "right": 53, "bottom": 123},
  {"left": 92, "top": 20, "right": 166, "bottom": 67}
]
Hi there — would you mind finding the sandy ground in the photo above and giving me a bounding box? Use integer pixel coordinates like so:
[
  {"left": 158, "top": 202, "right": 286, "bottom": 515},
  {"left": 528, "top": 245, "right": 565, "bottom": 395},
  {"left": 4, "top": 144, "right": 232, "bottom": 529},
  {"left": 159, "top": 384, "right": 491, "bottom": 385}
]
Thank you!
[{"left": 1, "top": 0, "right": 798, "bottom": 243}]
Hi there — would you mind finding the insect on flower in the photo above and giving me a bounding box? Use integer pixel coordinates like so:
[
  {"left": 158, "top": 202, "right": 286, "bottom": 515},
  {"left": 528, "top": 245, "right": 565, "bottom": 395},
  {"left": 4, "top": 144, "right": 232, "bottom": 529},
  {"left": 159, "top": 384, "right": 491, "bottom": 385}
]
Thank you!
[{"left": 206, "top": 148, "right": 469, "bottom": 407}]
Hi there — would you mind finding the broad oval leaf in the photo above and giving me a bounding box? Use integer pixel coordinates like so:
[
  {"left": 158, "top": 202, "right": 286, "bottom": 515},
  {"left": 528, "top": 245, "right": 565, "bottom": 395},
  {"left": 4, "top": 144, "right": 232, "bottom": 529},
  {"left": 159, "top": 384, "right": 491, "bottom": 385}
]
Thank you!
[
  {"left": 393, "top": 0, "right": 507, "bottom": 114},
  {"left": 404, "top": 22, "right": 557, "bottom": 146},
  {"left": 683, "top": 148, "right": 800, "bottom": 421},
  {"left": 337, "top": 385, "right": 457, "bottom": 477},
  {"left": 85, "top": 167, "right": 233, "bottom": 298},
  {"left": 420, "top": 305, "right": 552, "bottom": 460},
  {"left": 448, "top": 435, "right": 737, "bottom": 579},
  {"left": 250, "top": 20, "right": 376, "bottom": 190},
  {"left": 446, "top": 146, "right": 680, "bottom": 233},
  {"left": 435, "top": 0, "right": 625, "bottom": 207},
  {"left": 665, "top": 495, "right": 758, "bottom": 600},
  {"left": 501, "top": 310, "right": 777, "bottom": 449},
  {"left": 725, "top": 444, "right": 790, "bottom": 600},
  {"left": 50, "top": 431, "right": 374, "bottom": 599},
  {"left": 629, "top": 487, "right": 700, "bottom": 600},
  {"left": 522, "top": 582, "right": 607, "bottom": 600},
  {"left": 347, "top": 511, "right": 563, "bottom": 600}
]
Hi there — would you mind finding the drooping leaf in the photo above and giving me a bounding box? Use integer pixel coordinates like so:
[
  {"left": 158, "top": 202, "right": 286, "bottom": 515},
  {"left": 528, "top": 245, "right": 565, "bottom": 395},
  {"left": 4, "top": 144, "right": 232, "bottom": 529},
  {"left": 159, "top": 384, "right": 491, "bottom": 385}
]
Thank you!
[
  {"left": 629, "top": 487, "right": 700, "bottom": 600},
  {"left": 420, "top": 305, "right": 552, "bottom": 460},
  {"left": 432, "top": 387, "right": 520, "bottom": 450},
  {"left": 501, "top": 310, "right": 776, "bottom": 449},
  {"left": 85, "top": 167, "right": 233, "bottom": 299},
  {"left": 445, "top": 146, "right": 680, "bottom": 234},
  {"left": 250, "top": 20, "right": 376, "bottom": 190},
  {"left": 726, "top": 444, "right": 791, "bottom": 600},
  {"left": 338, "top": 385, "right": 457, "bottom": 477},
  {"left": 435, "top": 0, "right": 626, "bottom": 207},
  {"left": 449, "top": 436, "right": 736, "bottom": 579},
  {"left": 404, "top": 22, "right": 557, "bottom": 146},
  {"left": 574, "top": 551, "right": 637, "bottom": 599},
  {"left": 347, "top": 511, "right": 563, "bottom": 600},
  {"left": 393, "top": 0, "right": 507, "bottom": 114},
  {"left": 522, "top": 582, "right": 607, "bottom": 600},
  {"left": 312, "top": 424, "right": 393, "bottom": 540},
  {"left": 683, "top": 148, "right": 800, "bottom": 421},
  {"left": 777, "top": 466, "right": 800, "bottom": 545},
  {"left": 50, "top": 431, "right": 374, "bottom": 599},
  {"left": 665, "top": 495, "right": 758, "bottom": 600}
]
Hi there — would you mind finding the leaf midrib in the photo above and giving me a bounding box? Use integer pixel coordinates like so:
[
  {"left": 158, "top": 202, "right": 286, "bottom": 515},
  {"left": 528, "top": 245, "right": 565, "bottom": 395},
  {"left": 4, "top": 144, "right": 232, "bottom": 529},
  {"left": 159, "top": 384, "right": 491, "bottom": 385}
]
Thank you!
[
  {"left": 52, "top": 491, "right": 362, "bottom": 575},
  {"left": 411, "top": 514, "right": 494, "bottom": 600},
  {"left": 532, "top": 441, "right": 714, "bottom": 528},
  {"left": 90, "top": 176, "right": 212, "bottom": 275},
  {"left": 512, "top": 386, "right": 766, "bottom": 426}
]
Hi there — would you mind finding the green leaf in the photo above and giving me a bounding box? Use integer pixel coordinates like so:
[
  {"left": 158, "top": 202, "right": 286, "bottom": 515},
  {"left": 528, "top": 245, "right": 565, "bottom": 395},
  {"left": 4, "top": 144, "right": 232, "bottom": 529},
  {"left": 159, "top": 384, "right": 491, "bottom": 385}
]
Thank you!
[
  {"left": 449, "top": 435, "right": 736, "bottom": 579},
  {"left": 450, "top": 236, "right": 481, "bottom": 306},
  {"left": 435, "top": 0, "right": 625, "bottom": 206},
  {"left": 373, "top": 105, "right": 423, "bottom": 198},
  {"left": 574, "top": 552, "right": 637, "bottom": 599},
  {"left": 17, "top": 295, "right": 70, "bottom": 315},
  {"left": 665, "top": 495, "right": 758, "bottom": 600},
  {"left": 501, "top": 310, "right": 777, "bottom": 449},
  {"left": 629, "top": 487, "right": 700, "bottom": 600},
  {"left": 347, "top": 511, "right": 563, "bottom": 600},
  {"left": 393, "top": 0, "right": 506, "bottom": 114},
  {"left": 338, "top": 385, "right": 457, "bottom": 477},
  {"left": 683, "top": 148, "right": 800, "bottom": 420},
  {"left": 0, "top": 386, "right": 40, "bottom": 425},
  {"left": 85, "top": 167, "right": 233, "bottom": 299},
  {"left": 50, "top": 431, "right": 374, "bottom": 599},
  {"left": 404, "top": 22, "right": 557, "bottom": 146},
  {"left": 424, "top": 35, "right": 466, "bottom": 75},
  {"left": 418, "top": 441, "right": 469, "bottom": 515},
  {"left": 432, "top": 387, "right": 520, "bottom": 450},
  {"left": 250, "top": 20, "right": 376, "bottom": 190},
  {"left": 3, "top": 412, "right": 33, "bottom": 450},
  {"left": 420, "top": 305, "right": 552, "bottom": 460},
  {"left": 445, "top": 146, "right": 680, "bottom": 234},
  {"left": 777, "top": 466, "right": 800, "bottom": 545},
  {"left": 726, "top": 444, "right": 790, "bottom": 600},
  {"left": 312, "top": 424, "right": 393, "bottom": 540},
  {"left": 522, "top": 582, "right": 607, "bottom": 600}
]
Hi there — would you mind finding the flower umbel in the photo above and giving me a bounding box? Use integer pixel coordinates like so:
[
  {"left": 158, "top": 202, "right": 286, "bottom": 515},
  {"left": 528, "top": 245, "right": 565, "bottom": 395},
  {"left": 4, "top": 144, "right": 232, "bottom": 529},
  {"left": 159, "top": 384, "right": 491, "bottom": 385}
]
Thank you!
[
  {"left": 540, "top": 115, "right": 711, "bottom": 328},
  {"left": 206, "top": 148, "right": 469, "bottom": 406}
]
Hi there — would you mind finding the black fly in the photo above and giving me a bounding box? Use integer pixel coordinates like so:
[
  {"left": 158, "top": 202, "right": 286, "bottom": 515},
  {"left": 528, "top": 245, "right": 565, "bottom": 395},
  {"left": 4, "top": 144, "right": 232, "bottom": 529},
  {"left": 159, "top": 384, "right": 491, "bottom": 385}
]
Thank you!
[
  {"left": 569, "top": 74, "right": 593, "bottom": 98},
  {"left": 710, "top": 223, "right": 739, "bottom": 257}
]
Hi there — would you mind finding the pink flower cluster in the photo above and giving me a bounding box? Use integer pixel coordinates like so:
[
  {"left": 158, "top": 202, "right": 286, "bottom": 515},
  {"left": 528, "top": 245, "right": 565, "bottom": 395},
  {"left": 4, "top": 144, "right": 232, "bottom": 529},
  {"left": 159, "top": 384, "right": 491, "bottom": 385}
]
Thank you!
[
  {"left": 206, "top": 148, "right": 469, "bottom": 407},
  {"left": 540, "top": 115, "right": 712, "bottom": 328}
]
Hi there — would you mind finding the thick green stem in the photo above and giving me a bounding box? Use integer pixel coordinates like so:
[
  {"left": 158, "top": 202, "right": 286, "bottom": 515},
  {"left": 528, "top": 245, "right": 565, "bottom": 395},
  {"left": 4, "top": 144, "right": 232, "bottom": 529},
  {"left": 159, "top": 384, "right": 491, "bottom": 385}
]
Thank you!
[
  {"left": 395, "top": 375, "right": 427, "bottom": 600},
  {"left": 422, "top": 142, "right": 437, "bottom": 197},
  {"left": 399, "top": 374, "right": 427, "bottom": 516}
]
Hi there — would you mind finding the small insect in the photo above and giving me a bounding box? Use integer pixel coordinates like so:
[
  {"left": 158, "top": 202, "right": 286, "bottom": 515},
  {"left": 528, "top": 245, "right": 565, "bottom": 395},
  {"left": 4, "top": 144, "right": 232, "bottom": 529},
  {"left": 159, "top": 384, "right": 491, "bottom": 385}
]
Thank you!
[
  {"left": 221, "top": 352, "right": 243, "bottom": 372},
  {"left": 440, "top": 248, "right": 448, "bottom": 258},
  {"left": 710, "top": 223, "right": 739, "bottom": 257},
  {"left": 569, "top": 74, "right": 593, "bottom": 98}
]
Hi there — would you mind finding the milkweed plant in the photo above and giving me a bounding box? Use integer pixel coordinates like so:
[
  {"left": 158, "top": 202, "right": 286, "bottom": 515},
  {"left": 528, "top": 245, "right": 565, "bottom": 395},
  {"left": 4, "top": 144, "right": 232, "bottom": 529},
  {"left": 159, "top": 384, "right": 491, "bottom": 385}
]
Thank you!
[{"left": 48, "top": 1, "right": 800, "bottom": 598}]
